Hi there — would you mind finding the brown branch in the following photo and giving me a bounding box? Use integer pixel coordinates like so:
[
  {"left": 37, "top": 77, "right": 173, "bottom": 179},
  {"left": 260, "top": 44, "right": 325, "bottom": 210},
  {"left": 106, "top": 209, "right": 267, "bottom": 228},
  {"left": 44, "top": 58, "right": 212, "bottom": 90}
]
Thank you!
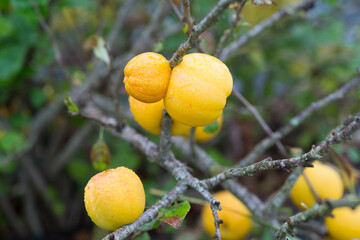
[
  {"left": 182, "top": 0, "right": 193, "bottom": 35},
  {"left": 237, "top": 75, "right": 360, "bottom": 167},
  {"left": 107, "top": 0, "right": 139, "bottom": 47},
  {"left": 47, "top": 122, "right": 95, "bottom": 177},
  {"left": 27, "top": 0, "right": 72, "bottom": 81},
  {"left": 202, "top": 112, "right": 360, "bottom": 188},
  {"left": 276, "top": 198, "right": 360, "bottom": 239},
  {"left": 159, "top": 111, "right": 172, "bottom": 160},
  {"left": 103, "top": 183, "right": 188, "bottom": 240},
  {"left": 264, "top": 168, "right": 303, "bottom": 214},
  {"left": 169, "top": 0, "right": 183, "bottom": 21},
  {"left": 171, "top": 136, "right": 264, "bottom": 216},
  {"left": 78, "top": 102, "right": 225, "bottom": 239},
  {"left": 169, "top": 0, "right": 239, "bottom": 68},
  {"left": 214, "top": 0, "right": 246, "bottom": 57}
]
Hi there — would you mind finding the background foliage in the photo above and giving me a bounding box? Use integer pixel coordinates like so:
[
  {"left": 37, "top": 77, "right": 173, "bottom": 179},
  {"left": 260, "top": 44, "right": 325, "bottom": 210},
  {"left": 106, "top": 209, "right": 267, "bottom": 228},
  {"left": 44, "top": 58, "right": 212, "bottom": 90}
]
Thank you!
[{"left": 0, "top": 0, "right": 359, "bottom": 239}]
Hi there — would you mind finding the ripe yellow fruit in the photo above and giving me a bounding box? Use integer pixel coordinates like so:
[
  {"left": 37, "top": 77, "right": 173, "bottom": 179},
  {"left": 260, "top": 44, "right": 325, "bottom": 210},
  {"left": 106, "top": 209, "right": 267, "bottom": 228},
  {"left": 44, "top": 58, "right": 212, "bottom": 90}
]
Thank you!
[
  {"left": 194, "top": 114, "right": 223, "bottom": 142},
  {"left": 201, "top": 191, "right": 252, "bottom": 240},
  {"left": 164, "top": 53, "right": 233, "bottom": 127},
  {"left": 84, "top": 167, "right": 145, "bottom": 231},
  {"left": 123, "top": 52, "right": 171, "bottom": 103},
  {"left": 128, "top": 96, "right": 187, "bottom": 136},
  {"left": 177, "top": 114, "right": 223, "bottom": 142},
  {"left": 290, "top": 161, "right": 344, "bottom": 210},
  {"left": 129, "top": 96, "right": 164, "bottom": 135},
  {"left": 325, "top": 205, "right": 360, "bottom": 240},
  {"left": 129, "top": 96, "right": 223, "bottom": 142}
]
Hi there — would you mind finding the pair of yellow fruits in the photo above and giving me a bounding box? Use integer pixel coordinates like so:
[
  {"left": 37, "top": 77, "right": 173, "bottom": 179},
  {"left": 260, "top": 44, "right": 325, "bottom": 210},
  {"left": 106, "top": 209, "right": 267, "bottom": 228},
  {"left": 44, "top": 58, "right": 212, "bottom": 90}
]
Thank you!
[
  {"left": 201, "top": 161, "right": 360, "bottom": 240},
  {"left": 125, "top": 52, "right": 233, "bottom": 142},
  {"left": 84, "top": 53, "right": 233, "bottom": 231},
  {"left": 290, "top": 161, "right": 360, "bottom": 240}
]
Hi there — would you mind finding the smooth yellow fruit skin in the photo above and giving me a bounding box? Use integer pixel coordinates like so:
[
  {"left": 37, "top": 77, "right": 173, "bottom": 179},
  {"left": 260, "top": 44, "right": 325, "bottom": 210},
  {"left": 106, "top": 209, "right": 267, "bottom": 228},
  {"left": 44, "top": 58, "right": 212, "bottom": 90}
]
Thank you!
[
  {"left": 325, "top": 205, "right": 360, "bottom": 240},
  {"left": 290, "top": 161, "right": 344, "bottom": 210},
  {"left": 201, "top": 191, "right": 252, "bottom": 240},
  {"left": 194, "top": 114, "right": 223, "bottom": 142},
  {"left": 84, "top": 167, "right": 145, "bottom": 231},
  {"left": 129, "top": 96, "right": 222, "bottom": 141},
  {"left": 129, "top": 96, "right": 164, "bottom": 135},
  {"left": 174, "top": 114, "right": 224, "bottom": 142},
  {"left": 164, "top": 53, "right": 233, "bottom": 127},
  {"left": 124, "top": 52, "right": 171, "bottom": 103},
  {"left": 128, "top": 96, "right": 191, "bottom": 136}
]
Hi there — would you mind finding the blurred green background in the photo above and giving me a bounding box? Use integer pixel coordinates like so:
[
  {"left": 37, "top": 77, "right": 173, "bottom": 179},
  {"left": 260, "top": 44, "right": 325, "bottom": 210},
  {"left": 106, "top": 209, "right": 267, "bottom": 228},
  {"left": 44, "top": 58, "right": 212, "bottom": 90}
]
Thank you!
[{"left": 0, "top": 0, "right": 359, "bottom": 239}]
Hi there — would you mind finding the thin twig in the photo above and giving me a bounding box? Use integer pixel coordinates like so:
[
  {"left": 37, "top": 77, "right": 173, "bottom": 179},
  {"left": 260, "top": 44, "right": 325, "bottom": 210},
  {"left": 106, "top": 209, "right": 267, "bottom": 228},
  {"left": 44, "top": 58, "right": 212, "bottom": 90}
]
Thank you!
[
  {"left": 47, "top": 122, "right": 95, "bottom": 177},
  {"left": 103, "top": 183, "right": 188, "bottom": 240},
  {"left": 107, "top": 0, "right": 138, "bottom": 47},
  {"left": 214, "top": 0, "right": 246, "bottom": 57},
  {"left": 27, "top": 0, "right": 72, "bottom": 81},
  {"left": 182, "top": 0, "right": 193, "bottom": 35},
  {"left": 3, "top": 0, "right": 168, "bottom": 167},
  {"left": 219, "top": 0, "right": 317, "bottom": 61},
  {"left": 237, "top": 75, "right": 360, "bottom": 167},
  {"left": 276, "top": 198, "right": 360, "bottom": 239},
  {"left": 169, "top": 0, "right": 183, "bottom": 21},
  {"left": 159, "top": 111, "right": 172, "bottom": 160},
  {"left": 189, "top": 127, "right": 197, "bottom": 158},
  {"left": 78, "top": 101, "right": 225, "bottom": 239},
  {"left": 265, "top": 168, "right": 303, "bottom": 213},
  {"left": 203, "top": 113, "right": 360, "bottom": 188},
  {"left": 0, "top": 195, "right": 28, "bottom": 238},
  {"left": 169, "top": 0, "right": 239, "bottom": 68},
  {"left": 171, "top": 136, "right": 265, "bottom": 217},
  {"left": 233, "top": 88, "right": 288, "bottom": 157}
]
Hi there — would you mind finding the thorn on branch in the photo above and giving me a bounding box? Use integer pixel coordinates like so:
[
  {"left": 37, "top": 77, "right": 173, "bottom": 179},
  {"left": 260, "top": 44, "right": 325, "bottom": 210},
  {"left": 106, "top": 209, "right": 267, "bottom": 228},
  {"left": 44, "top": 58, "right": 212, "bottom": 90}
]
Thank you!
[
  {"left": 306, "top": 162, "right": 314, "bottom": 168},
  {"left": 213, "top": 199, "right": 221, "bottom": 208},
  {"left": 116, "top": 122, "right": 125, "bottom": 132}
]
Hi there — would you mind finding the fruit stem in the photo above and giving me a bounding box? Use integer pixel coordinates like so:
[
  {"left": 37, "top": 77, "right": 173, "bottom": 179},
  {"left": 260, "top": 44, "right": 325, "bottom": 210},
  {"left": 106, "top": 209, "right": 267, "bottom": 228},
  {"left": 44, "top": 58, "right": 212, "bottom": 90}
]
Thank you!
[{"left": 99, "top": 127, "right": 104, "bottom": 140}]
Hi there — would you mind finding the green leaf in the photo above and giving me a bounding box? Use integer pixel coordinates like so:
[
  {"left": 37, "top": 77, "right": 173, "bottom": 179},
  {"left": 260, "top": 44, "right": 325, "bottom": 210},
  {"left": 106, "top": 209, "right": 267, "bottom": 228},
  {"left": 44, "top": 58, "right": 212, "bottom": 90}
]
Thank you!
[
  {"left": 45, "top": 186, "right": 65, "bottom": 216},
  {"left": 207, "top": 148, "right": 232, "bottom": 167},
  {"left": 110, "top": 138, "right": 140, "bottom": 170},
  {"left": 0, "top": 16, "right": 14, "bottom": 38},
  {"left": 55, "top": 0, "right": 96, "bottom": 8},
  {"left": 0, "top": 158, "right": 17, "bottom": 174},
  {"left": 348, "top": 147, "right": 360, "bottom": 164},
  {"left": 153, "top": 42, "right": 164, "bottom": 53},
  {"left": 93, "top": 36, "right": 110, "bottom": 66},
  {"left": 182, "top": 24, "right": 188, "bottom": 34},
  {"left": 135, "top": 232, "right": 151, "bottom": 240},
  {"left": 64, "top": 93, "right": 79, "bottom": 113},
  {"left": 139, "top": 218, "right": 160, "bottom": 232},
  {"left": 203, "top": 121, "right": 219, "bottom": 133},
  {"left": 30, "top": 87, "right": 47, "bottom": 109},
  {"left": 157, "top": 201, "right": 190, "bottom": 229},
  {"left": 0, "top": 131, "right": 25, "bottom": 154},
  {"left": 66, "top": 158, "right": 96, "bottom": 189},
  {"left": 0, "top": 45, "right": 27, "bottom": 85},
  {"left": 9, "top": 112, "right": 30, "bottom": 130}
]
